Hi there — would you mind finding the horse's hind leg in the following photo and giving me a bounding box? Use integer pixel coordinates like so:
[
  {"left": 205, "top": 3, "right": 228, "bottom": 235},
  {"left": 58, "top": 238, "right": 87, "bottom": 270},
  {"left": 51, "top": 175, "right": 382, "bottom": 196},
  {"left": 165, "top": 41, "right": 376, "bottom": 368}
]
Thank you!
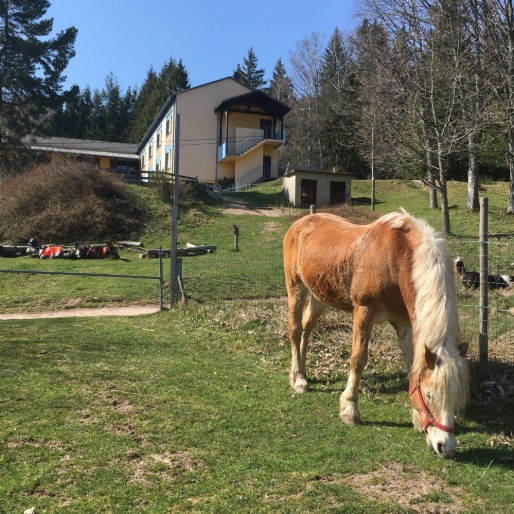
[
  {"left": 288, "top": 288, "right": 326, "bottom": 393},
  {"left": 340, "top": 305, "right": 373, "bottom": 425},
  {"left": 390, "top": 321, "right": 413, "bottom": 373}
]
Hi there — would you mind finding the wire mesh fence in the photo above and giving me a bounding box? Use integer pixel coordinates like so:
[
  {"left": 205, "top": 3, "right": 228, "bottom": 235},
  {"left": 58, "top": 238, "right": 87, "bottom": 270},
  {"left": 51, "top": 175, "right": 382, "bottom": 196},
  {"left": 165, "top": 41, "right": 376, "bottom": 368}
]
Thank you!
[{"left": 180, "top": 236, "right": 514, "bottom": 380}]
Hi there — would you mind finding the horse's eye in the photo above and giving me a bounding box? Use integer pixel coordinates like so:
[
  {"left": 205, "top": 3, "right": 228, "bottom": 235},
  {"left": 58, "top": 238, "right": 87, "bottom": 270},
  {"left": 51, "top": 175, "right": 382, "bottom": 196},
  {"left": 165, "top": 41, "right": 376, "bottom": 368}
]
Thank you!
[{"left": 425, "top": 391, "right": 432, "bottom": 399}]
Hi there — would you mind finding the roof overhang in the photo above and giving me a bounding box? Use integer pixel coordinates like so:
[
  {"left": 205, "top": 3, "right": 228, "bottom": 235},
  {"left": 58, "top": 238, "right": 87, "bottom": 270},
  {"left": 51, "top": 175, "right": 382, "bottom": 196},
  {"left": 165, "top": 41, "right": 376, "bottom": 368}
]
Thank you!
[{"left": 215, "top": 90, "right": 291, "bottom": 118}]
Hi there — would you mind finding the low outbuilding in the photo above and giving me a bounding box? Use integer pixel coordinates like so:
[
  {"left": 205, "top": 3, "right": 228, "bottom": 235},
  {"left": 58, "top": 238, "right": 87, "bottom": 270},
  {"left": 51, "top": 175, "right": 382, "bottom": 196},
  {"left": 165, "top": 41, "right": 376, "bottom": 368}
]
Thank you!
[{"left": 282, "top": 168, "right": 353, "bottom": 208}]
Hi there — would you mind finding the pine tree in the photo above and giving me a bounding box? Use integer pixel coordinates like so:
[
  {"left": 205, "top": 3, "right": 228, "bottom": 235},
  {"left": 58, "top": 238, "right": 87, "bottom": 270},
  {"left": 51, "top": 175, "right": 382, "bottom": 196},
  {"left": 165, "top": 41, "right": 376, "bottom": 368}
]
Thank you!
[
  {"left": 127, "top": 59, "right": 190, "bottom": 143},
  {"left": 233, "top": 48, "right": 266, "bottom": 89},
  {"left": 268, "top": 58, "right": 294, "bottom": 103},
  {"left": 0, "top": 0, "right": 77, "bottom": 155},
  {"left": 320, "top": 28, "right": 363, "bottom": 175}
]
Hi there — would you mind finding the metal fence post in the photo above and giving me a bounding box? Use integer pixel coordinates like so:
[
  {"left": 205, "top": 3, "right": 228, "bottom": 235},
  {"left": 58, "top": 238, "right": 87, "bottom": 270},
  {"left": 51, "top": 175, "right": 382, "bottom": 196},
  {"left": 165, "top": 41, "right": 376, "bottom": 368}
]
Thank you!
[
  {"left": 479, "top": 197, "right": 488, "bottom": 373},
  {"left": 170, "top": 114, "right": 180, "bottom": 306}
]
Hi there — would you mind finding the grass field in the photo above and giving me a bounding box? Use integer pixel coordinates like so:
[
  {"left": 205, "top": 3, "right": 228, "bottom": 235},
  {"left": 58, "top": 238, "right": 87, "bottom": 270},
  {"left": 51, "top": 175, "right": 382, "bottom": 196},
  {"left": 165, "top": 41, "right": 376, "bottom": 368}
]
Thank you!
[{"left": 1, "top": 179, "right": 513, "bottom": 512}]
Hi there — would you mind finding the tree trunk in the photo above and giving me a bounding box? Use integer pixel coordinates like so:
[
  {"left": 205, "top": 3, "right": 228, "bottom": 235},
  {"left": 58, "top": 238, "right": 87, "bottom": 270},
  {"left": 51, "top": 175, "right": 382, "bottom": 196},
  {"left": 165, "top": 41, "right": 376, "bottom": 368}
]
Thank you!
[
  {"left": 467, "top": 131, "right": 480, "bottom": 211},
  {"left": 508, "top": 126, "right": 514, "bottom": 214},
  {"left": 437, "top": 143, "right": 451, "bottom": 235}
]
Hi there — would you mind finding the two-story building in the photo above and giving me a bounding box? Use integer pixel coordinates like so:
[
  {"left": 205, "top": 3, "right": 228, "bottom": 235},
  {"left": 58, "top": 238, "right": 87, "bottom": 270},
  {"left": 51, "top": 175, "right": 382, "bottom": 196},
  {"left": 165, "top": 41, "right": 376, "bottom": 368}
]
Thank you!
[{"left": 137, "top": 77, "right": 291, "bottom": 190}]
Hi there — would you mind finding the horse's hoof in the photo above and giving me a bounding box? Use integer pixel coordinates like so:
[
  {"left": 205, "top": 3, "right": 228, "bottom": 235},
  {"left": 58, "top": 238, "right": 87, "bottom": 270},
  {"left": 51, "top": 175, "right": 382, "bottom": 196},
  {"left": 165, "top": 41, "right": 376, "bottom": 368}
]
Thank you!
[
  {"left": 339, "top": 401, "right": 361, "bottom": 425},
  {"left": 340, "top": 412, "right": 361, "bottom": 426},
  {"left": 293, "top": 379, "right": 309, "bottom": 394},
  {"left": 290, "top": 375, "right": 309, "bottom": 393}
]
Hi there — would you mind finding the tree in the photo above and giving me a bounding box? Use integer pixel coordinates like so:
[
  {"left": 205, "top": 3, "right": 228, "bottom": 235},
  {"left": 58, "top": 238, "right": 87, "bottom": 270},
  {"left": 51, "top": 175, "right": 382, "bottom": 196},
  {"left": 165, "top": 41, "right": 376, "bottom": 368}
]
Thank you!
[
  {"left": 127, "top": 59, "right": 190, "bottom": 143},
  {"left": 320, "top": 28, "right": 365, "bottom": 177},
  {"left": 0, "top": 0, "right": 77, "bottom": 155},
  {"left": 233, "top": 48, "right": 266, "bottom": 89},
  {"left": 289, "top": 33, "right": 325, "bottom": 169},
  {"left": 268, "top": 58, "right": 294, "bottom": 103}
]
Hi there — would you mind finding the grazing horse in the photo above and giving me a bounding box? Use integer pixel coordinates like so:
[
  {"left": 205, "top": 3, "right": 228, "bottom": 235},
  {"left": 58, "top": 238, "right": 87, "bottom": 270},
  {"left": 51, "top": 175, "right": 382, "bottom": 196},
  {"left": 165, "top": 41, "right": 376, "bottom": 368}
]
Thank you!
[{"left": 283, "top": 210, "right": 469, "bottom": 458}]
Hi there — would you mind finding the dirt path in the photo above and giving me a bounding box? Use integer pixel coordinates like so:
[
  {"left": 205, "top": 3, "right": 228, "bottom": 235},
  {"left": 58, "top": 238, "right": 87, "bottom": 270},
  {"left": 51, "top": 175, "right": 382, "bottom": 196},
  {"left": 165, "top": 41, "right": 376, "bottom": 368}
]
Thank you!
[{"left": 0, "top": 306, "right": 161, "bottom": 320}]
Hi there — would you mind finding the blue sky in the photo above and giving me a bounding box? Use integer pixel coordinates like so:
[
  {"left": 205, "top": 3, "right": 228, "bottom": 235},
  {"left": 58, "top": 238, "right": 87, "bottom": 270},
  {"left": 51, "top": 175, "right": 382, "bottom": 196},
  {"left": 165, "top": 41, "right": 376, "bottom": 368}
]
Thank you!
[{"left": 47, "top": 0, "right": 359, "bottom": 94}]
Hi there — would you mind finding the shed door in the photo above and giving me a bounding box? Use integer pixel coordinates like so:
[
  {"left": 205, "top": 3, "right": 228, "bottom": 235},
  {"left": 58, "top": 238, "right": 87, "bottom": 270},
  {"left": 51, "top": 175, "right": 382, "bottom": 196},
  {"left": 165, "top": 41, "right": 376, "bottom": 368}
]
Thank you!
[
  {"left": 330, "top": 181, "right": 346, "bottom": 205},
  {"left": 300, "top": 179, "right": 317, "bottom": 208}
]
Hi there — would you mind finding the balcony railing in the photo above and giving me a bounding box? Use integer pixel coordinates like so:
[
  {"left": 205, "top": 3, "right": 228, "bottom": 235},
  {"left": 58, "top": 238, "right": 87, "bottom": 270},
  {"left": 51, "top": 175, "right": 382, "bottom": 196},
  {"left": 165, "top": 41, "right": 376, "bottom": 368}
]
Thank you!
[{"left": 217, "top": 127, "right": 286, "bottom": 162}]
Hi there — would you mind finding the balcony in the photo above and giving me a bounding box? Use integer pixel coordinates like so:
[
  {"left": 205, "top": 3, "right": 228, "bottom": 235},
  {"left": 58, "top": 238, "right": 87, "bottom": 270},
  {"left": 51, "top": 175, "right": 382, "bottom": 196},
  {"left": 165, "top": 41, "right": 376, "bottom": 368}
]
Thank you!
[{"left": 217, "top": 127, "right": 285, "bottom": 163}]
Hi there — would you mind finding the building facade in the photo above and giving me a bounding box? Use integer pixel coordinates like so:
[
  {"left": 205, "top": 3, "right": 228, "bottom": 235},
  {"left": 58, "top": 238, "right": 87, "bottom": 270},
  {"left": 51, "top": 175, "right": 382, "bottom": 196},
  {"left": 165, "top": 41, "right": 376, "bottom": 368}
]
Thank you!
[{"left": 137, "top": 77, "right": 291, "bottom": 188}]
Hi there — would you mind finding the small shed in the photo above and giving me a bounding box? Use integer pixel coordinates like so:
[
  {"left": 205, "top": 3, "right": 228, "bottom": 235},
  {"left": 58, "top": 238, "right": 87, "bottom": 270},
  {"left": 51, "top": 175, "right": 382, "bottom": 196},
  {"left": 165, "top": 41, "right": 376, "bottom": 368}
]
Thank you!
[{"left": 282, "top": 168, "right": 353, "bottom": 208}]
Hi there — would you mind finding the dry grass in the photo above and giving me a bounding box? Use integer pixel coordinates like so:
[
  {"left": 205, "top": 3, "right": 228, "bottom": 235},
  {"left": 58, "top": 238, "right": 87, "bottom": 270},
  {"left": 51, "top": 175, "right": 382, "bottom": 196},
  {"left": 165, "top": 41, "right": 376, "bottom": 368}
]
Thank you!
[{"left": 0, "top": 161, "right": 149, "bottom": 244}]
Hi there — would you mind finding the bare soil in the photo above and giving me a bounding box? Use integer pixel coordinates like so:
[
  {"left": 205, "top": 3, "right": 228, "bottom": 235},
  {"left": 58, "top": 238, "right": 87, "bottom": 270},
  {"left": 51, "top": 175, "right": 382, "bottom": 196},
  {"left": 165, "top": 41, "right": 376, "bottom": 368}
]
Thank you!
[{"left": 0, "top": 306, "right": 160, "bottom": 320}]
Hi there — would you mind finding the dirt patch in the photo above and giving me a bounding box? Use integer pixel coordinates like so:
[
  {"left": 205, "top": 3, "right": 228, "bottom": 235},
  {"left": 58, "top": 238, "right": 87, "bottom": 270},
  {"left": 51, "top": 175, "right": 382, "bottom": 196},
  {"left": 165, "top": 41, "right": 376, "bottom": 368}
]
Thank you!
[
  {"left": 0, "top": 306, "right": 160, "bottom": 320},
  {"left": 223, "top": 205, "right": 288, "bottom": 217},
  {"left": 340, "top": 462, "right": 465, "bottom": 513}
]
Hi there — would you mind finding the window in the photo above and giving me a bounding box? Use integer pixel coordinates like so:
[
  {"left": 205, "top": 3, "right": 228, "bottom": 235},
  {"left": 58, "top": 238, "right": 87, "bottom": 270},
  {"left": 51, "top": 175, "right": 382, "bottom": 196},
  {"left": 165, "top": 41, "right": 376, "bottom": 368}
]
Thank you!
[
  {"left": 165, "top": 145, "right": 172, "bottom": 170},
  {"left": 157, "top": 127, "right": 162, "bottom": 148},
  {"left": 156, "top": 156, "right": 162, "bottom": 172},
  {"left": 166, "top": 112, "right": 172, "bottom": 135},
  {"left": 149, "top": 139, "right": 154, "bottom": 158}
]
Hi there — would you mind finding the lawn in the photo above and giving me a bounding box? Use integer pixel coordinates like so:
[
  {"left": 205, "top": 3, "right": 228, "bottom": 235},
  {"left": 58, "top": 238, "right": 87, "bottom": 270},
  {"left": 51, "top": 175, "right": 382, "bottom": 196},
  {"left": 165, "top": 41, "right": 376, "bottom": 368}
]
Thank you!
[{"left": 0, "top": 179, "right": 513, "bottom": 512}]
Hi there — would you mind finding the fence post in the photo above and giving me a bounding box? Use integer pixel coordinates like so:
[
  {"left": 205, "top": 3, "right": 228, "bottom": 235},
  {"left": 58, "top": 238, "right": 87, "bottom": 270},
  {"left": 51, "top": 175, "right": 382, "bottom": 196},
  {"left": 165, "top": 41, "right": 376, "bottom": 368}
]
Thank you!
[
  {"left": 479, "top": 197, "right": 488, "bottom": 373},
  {"left": 310, "top": 205, "right": 316, "bottom": 214},
  {"left": 170, "top": 114, "right": 180, "bottom": 306},
  {"left": 233, "top": 224, "right": 240, "bottom": 251}
]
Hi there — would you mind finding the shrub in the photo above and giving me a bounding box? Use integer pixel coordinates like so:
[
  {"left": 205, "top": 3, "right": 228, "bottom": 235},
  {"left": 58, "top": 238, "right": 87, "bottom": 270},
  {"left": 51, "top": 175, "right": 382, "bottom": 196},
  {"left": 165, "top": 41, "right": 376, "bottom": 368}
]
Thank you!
[{"left": 0, "top": 161, "right": 150, "bottom": 244}]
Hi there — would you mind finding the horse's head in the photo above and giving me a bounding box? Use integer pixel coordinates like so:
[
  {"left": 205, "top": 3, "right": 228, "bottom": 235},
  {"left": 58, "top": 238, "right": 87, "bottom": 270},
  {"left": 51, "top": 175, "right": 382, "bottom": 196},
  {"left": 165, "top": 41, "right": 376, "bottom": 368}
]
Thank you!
[{"left": 409, "top": 343, "right": 469, "bottom": 459}]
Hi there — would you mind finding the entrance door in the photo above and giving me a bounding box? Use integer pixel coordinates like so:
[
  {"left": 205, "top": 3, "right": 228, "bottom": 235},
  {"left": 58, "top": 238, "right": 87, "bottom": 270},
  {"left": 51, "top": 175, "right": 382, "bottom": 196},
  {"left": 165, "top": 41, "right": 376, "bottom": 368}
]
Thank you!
[
  {"left": 330, "top": 181, "right": 346, "bottom": 205},
  {"left": 263, "top": 155, "right": 272, "bottom": 179},
  {"left": 260, "top": 119, "right": 273, "bottom": 139},
  {"left": 300, "top": 179, "right": 317, "bottom": 208}
]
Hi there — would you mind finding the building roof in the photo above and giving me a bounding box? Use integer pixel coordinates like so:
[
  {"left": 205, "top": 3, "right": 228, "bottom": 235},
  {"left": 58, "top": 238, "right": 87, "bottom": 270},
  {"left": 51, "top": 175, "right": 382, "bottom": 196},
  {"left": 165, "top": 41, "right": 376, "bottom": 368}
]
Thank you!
[
  {"left": 23, "top": 136, "right": 139, "bottom": 160},
  {"left": 215, "top": 89, "right": 291, "bottom": 118},
  {"left": 284, "top": 168, "right": 354, "bottom": 178}
]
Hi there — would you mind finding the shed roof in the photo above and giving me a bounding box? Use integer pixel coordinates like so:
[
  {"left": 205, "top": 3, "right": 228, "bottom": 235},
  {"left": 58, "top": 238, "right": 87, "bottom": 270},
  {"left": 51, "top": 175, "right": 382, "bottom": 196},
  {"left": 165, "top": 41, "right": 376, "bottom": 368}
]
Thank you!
[{"left": 284, "top": 168, "right": 354, "bottom": 178}]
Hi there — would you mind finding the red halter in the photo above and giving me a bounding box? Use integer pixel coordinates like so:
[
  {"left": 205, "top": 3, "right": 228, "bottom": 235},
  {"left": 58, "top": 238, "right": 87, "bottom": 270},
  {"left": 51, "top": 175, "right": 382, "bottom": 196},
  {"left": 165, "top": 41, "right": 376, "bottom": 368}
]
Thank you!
[{"left": 409, "top": 385, "right": 455, "bottom": 434}]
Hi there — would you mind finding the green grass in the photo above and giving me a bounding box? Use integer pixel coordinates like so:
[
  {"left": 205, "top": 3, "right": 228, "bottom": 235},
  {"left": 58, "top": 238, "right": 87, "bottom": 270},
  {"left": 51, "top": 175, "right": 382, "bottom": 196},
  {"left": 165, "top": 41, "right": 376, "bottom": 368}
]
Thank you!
[
  {"left": 1, "top": 178, "right": 514, "bottom": 511},
  {"left": 0, "top": 304, "right": 512, "bottom": 513}
]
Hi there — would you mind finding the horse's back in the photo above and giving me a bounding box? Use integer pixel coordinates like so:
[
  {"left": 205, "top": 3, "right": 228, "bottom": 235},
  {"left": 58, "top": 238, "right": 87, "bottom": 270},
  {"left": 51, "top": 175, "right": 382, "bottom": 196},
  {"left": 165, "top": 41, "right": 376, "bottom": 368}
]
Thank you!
[{"left": 283, "top": 212, "right": 416, "bottom": 315}]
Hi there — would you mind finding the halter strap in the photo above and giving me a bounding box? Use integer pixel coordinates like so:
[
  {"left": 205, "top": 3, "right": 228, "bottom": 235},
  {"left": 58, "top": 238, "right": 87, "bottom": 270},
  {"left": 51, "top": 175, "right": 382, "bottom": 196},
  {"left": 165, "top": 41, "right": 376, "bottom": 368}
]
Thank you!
[{"left": 409, "top": 385, "right": 455, "bottom": 434}]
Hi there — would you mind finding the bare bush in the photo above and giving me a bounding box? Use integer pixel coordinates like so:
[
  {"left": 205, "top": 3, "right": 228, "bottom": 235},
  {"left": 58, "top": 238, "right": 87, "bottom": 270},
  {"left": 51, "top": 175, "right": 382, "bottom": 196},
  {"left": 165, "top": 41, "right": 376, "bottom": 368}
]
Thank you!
[{"left": 0, "top": 161, "right": 150, "bottom": 244}]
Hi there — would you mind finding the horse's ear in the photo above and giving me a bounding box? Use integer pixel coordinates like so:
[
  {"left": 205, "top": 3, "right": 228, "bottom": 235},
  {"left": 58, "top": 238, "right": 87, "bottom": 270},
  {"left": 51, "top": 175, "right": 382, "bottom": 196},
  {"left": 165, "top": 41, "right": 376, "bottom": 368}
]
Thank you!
[
  {"left": 458, "top": 342, "right": 468, "bottom": 357},
  {"left": 424, "top": 346, "right": 438, "bottom": 370}
]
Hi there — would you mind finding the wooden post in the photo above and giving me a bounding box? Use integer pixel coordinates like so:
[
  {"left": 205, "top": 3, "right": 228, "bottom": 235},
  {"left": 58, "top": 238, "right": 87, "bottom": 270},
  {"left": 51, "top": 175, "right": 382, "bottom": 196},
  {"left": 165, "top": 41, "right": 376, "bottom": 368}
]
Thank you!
[
  {"left": 479, "top": 197, "right": 488, "bottom": 373},
  {"left": 170, "top": 114, "right": 180, "bottom": 306},
  {"left": 233, "top": 224, "right": 240, "bottom": 251}
]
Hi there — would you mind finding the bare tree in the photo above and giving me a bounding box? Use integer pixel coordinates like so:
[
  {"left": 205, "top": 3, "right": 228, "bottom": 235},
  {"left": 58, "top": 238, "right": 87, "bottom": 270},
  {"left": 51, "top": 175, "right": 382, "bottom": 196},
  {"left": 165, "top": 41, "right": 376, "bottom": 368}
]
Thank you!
[
  {"left": 289, "top": 33, "right": 325, "bottom": 169},
  {"left": 486, "top": 0, "right": 514, "bottom": 213},
  {"left": 357, "top": 0, "right": 473, "bottom": 234}
]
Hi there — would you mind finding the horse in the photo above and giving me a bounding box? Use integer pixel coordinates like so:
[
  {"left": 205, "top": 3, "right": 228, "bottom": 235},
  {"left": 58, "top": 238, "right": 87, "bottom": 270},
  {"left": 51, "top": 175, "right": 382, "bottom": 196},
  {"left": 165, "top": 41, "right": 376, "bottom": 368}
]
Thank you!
[{"left": 283, "top": 210, "right": 469, "bottom": 458}]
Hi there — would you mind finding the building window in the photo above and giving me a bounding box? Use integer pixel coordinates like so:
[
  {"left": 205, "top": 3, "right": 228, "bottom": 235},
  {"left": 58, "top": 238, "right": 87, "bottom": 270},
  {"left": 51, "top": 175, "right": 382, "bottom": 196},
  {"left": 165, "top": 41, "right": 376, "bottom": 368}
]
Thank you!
[
  {"left": 157, "top": 127, "right": 162, "bottom": 148},
  {"left": 165, "top": 145, "right": 172, "bottom": 170},
  {"left": 166, "top": 112, "right": 172, "bottom": 135},
  {"left": 149, "top": 139, "right": 154, "bottom": 159},
  {"left": 156, "top": 156, "right": 162, "bottom": 172}
]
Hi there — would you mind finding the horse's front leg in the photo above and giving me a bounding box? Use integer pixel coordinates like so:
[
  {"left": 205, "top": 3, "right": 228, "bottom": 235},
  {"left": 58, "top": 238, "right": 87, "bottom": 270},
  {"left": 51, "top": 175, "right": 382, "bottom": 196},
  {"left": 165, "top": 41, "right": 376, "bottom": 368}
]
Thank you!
[
  {"left": 340, "top": 305, "right": 374, "bottom": 425},
  {"left": 288, "top": 293, "right": 325, "bottom": 393}
]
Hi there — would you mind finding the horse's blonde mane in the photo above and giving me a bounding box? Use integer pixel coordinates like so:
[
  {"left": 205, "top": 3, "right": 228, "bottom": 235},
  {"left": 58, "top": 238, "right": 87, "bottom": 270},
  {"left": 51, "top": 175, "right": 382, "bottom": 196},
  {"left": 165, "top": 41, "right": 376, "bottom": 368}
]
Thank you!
[{"left": 383, "top": 210, "right": 469, "bottom": 414}]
